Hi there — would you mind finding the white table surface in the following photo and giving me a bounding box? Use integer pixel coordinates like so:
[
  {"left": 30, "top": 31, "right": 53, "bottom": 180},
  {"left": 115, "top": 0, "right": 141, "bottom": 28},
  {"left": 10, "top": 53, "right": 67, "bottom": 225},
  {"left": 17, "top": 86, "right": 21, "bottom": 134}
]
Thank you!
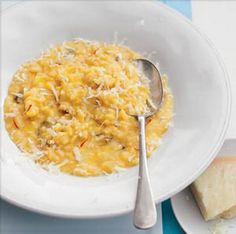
[{"left": 192, "top": 0, "right": 236, "bottom": 139}]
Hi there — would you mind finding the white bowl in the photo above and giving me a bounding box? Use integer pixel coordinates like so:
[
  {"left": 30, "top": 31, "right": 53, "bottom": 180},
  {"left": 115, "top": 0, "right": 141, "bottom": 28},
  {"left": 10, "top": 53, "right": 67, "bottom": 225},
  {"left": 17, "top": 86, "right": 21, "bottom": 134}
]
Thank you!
[{"left": 0, "top": 1, "right": 231, "bottom": 218}]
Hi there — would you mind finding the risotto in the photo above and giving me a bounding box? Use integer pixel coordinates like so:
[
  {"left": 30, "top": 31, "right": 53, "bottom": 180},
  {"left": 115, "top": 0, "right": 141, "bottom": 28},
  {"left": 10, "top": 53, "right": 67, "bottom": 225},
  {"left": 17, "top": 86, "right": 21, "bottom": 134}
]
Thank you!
[{"left": 4, "top": 40, "right": 173, "bottom": 176}]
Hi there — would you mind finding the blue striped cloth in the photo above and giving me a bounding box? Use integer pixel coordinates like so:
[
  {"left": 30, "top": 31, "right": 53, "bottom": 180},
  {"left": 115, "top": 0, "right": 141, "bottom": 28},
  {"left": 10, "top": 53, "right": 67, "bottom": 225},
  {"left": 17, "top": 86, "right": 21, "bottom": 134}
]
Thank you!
[{"left": 161, "top": 2, "right": 191, "bottom": 234}]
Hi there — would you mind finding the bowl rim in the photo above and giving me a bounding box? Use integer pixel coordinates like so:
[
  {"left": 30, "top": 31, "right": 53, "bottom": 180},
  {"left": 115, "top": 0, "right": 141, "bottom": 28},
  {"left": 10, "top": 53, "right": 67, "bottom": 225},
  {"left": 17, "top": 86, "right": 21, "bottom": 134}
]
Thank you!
[{"left": 0, "top": 0, "right": 232, "bottom": 218}]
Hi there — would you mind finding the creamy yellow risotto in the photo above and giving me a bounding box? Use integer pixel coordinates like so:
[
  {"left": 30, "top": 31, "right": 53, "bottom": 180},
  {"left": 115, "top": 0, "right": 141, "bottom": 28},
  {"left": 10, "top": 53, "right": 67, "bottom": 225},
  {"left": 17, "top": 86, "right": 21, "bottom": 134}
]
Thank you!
[{"left": 4, "top": 40, "right": 173, "bottom": 176}]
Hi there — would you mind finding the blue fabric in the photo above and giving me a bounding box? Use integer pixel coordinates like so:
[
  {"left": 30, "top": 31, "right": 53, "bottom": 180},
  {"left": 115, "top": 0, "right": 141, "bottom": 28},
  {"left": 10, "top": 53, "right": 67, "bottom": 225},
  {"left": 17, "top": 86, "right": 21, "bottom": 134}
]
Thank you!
[
  {"left": 162, "top": 201, "right": 185, "bottom": 234},
  {"left": 162, "top": 0, "right": 192, "bottom": 19},
  {"left": 161, "top": 2, "right": 192, "bottom": 233}
]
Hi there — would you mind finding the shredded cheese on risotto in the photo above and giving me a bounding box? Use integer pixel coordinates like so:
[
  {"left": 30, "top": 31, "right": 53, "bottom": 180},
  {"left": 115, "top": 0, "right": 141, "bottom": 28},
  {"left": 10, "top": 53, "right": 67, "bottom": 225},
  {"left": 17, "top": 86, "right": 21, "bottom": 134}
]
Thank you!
[{"left": 4, "top": 40, "right": 173, "bottom": 176}]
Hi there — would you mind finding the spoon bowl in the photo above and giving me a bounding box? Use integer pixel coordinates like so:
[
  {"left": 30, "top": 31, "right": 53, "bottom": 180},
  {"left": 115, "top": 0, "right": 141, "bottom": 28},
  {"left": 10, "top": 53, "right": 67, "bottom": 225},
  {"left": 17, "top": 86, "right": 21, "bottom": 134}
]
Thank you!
[{"left": 135, "top": 58, "right": 163, "bottom": 116}]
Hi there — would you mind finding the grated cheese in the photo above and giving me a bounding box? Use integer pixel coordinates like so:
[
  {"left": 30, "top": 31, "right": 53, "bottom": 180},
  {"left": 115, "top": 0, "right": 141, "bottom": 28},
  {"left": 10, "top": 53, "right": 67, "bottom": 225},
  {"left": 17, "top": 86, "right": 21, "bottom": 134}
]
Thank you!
[
  {"left": 128, "top": 155, "right": 135, "bottom": 162},
  {"left": 114, "top": 166, "right": 127, "bottom": 173},
  {"left": 139, "top": 19, "right": 145, "bottom": 26},
  {"left": 46, "top": 162, "right": 61, "bottom": 174},
  {"left": 50, "top": 85, "right": 59, "bottom": 102},
  {"left": 14, "top": 74, "right": 25, "bottom": 82},
  {"left": 60, "top": 74, "right": 69, "bottom": 82},
  {"left": 73, "top": 147, "right": 81, "bottom": 162},
  {"left": 4, "top": 113, "right": 16, "bottom": 117},
  {"left": 47, "top": 128, "right": 57, "bottom": 137},
  {"left": 27, "top": 138, "right": 33, "bottom": 144},
  {"left": 57, "top": 118, "right": 74, "bottom": 125},
  {"left": 11, "top": 92, "right": 23, "bottom": 98},
  {"left": 210, "top": 220, "right": 228, "bottom": 234}
]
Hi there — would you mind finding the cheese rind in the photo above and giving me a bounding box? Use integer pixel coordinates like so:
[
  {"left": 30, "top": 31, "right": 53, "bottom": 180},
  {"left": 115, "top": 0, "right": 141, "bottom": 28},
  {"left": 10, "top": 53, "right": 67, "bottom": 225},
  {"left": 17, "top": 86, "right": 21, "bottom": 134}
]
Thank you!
[
  {"left": 221, "top": 205, "right": 236, "bottom": 219},
  {"left": 191, "top": 157, "right": 236, "bottom": 221}
]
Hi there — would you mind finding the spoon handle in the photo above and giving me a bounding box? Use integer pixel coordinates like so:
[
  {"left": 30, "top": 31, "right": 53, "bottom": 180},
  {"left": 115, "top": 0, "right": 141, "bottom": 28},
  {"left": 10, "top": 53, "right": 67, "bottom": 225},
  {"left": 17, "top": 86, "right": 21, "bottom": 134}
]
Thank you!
[{"left": 133, "top": 115, "right": 157, "bottom": 229}]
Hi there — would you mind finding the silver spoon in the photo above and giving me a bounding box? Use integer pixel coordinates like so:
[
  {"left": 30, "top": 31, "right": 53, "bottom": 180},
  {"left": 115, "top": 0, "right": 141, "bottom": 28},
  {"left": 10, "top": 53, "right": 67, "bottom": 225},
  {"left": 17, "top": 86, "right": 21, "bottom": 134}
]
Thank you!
[{"left": 133, "top": 58, "right": 163, "bottom": 229}]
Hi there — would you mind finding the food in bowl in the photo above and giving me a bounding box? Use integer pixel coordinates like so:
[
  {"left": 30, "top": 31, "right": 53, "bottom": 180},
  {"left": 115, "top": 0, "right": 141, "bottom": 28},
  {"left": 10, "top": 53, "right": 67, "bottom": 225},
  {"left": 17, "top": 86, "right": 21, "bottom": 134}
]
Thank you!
[{"left": 4, "top": 40, "right": 173, "bottom": 176}]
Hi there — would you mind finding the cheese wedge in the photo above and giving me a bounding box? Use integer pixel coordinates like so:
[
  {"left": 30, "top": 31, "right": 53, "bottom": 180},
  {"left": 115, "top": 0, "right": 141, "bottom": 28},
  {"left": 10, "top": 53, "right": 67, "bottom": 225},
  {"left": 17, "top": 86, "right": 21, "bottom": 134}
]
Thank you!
[
  {"left": 191, "top": 157, "right": 236, "bottom": 221},
  {"left": 221, "top": 205, "right": 236, "bottom": 219}
]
